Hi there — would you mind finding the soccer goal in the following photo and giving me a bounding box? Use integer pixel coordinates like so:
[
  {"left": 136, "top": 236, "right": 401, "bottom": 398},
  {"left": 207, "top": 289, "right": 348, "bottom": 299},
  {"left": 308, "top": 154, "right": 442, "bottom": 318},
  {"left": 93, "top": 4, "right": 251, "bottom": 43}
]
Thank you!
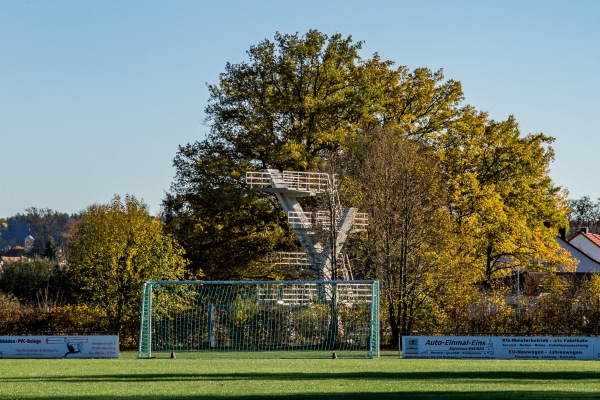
[{"left": 138, "top": 280, "right": 379, "bottom": 359}]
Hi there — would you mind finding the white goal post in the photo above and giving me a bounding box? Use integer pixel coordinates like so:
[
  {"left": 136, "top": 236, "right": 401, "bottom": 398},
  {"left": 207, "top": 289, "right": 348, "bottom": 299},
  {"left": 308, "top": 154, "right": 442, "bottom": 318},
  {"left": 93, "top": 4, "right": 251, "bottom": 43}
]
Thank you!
[{"left": 138, "top": 280, "right": 379, "bottom": 359}]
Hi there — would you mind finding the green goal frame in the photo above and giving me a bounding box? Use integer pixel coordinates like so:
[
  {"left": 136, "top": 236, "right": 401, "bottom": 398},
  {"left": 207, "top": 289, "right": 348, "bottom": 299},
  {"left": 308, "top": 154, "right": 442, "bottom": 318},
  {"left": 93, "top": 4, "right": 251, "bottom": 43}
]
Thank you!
[{"left": 138, "top": 280, "right": 379, "bottom": 358}]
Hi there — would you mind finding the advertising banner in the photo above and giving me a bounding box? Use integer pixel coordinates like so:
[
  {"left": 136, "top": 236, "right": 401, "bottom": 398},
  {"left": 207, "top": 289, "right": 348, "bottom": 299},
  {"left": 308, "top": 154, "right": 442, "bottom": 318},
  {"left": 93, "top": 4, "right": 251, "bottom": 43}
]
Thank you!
[
  {"left": 403, "top": 336, "right": 496, "bottom": 359},
  {"left": 0, "top": 335, "right": 119, "bottom": 359},
  {"left": 496, "top": 336, "right": 596, "bottom": 360},
  {"left": 402, "top": 336, "right": 600, "bottom": 360}
]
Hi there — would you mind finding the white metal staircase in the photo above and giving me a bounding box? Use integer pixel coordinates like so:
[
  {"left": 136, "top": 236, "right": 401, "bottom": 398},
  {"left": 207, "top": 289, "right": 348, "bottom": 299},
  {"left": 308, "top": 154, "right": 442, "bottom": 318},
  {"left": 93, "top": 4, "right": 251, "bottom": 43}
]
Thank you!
[{"left": 246, "top": 169, "right": 367, "bottom": 280}]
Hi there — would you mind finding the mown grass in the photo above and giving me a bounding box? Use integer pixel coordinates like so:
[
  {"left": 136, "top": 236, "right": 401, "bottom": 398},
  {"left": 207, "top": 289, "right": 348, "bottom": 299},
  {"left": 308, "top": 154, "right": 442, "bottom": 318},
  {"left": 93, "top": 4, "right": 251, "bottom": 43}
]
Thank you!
[{"left": 2, "top": 351, "right": 600, "bottom": 399}]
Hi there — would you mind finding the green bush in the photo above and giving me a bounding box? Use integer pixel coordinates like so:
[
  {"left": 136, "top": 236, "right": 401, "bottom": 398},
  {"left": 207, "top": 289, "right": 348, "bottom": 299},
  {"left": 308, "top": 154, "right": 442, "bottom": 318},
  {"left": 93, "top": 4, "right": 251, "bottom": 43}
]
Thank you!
[{"left": 0, "top": 259, "right": 71, "bottom": 306}]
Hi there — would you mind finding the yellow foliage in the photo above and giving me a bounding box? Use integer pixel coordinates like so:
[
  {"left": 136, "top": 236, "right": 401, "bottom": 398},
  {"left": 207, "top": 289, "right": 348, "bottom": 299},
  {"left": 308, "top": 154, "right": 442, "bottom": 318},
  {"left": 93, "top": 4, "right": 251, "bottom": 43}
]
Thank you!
[
  {"left": 68, "top": 195, "right": 188, "bottom": 338},
  {"left": 48, "top": 304, "right": 107, "bottom": 333}
]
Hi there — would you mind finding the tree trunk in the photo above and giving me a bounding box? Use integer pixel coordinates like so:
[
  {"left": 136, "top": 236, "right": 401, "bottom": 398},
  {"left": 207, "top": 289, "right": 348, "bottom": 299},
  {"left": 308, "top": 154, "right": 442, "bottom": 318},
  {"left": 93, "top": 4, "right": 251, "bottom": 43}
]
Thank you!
[{"left": 485, "top": 245, "right": 494, "bottom": 287}]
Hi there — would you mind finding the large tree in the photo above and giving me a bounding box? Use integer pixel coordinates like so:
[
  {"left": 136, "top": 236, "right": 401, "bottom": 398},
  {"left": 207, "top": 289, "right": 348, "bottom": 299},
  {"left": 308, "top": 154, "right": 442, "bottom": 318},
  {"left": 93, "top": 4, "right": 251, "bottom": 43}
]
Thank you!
[
  {"left": 204, "top": 30, "right": 462, "bottom": 170},
  {"left": 437, "top": 107, "right": 575, "bottom": 284},
  {"left": 345, "top": 126, "right": 465, "bottom": 344},
  {"left": 165, "top": 30, "right": 463, "bottom": 278},
  {"left": 163, "top": 140, "right": 292, "bottom": 279},
  {"left": 68, "top": 195, "right": 186, "bottom": 342}
]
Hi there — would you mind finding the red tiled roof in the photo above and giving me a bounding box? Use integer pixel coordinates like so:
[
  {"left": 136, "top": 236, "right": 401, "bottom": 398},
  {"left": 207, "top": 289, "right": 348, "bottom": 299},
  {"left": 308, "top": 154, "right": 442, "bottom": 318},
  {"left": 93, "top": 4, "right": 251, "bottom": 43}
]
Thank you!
[
  {"left": 582, "top": 232, "right": 600, "bottom": 248},
  {"left": 571, "top": 232, "right": 600, "bottom": 248}
]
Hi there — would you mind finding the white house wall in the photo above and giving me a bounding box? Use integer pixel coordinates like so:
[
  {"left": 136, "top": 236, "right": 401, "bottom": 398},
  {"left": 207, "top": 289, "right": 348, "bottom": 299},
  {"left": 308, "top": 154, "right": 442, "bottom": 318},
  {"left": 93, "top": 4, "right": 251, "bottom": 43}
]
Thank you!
[
  {"left": 569, "top": 235, "right": 600, "bottom": 264},
  {"left": 556, "top": 237, "right": 600, "bottom": 273}
]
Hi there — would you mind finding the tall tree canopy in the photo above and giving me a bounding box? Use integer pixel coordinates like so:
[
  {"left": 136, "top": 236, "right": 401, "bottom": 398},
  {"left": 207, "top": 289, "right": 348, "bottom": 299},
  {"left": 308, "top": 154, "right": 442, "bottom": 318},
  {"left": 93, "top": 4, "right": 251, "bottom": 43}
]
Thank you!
[
  {"left": 164, "top": 139, "right": 291, "bottom": 279},
  {"left": 346, "top": 125, "right": 463, "bottom": 344},
  {"left": 205, "top": 30, "right": 462, "bottom": 171},
  {"left": 437, "top": 107, "right": 574, "bottom": 283},
  {"left": 165, "top": 30, "right": 463, "bottom": 277},
  {"left": 69, "top": 195, "right": 187, "bottom": 340}
]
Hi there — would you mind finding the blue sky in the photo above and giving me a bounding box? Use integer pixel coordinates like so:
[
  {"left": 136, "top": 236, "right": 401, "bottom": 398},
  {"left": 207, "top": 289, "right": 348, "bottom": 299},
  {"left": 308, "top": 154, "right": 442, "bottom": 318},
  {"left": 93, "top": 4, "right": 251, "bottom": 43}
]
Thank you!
[{"left": 1, "top": 0, "right": 598, "bottom": 217}]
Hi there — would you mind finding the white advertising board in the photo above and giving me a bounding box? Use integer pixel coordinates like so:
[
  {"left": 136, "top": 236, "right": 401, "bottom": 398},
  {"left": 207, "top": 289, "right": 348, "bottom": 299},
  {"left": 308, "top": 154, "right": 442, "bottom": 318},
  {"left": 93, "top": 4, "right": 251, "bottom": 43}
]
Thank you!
[
  {"left": 0, "top": 335, "right": 119, "bottom": 359},
  {"left": 496, "top": 336, "right": 596, "bottom": 360},
  {"left": 402, "top": 336, "right": 599, "bottom": 360},
  {"left": 403, "top": 336, "right": 496, "bottom": 359}
]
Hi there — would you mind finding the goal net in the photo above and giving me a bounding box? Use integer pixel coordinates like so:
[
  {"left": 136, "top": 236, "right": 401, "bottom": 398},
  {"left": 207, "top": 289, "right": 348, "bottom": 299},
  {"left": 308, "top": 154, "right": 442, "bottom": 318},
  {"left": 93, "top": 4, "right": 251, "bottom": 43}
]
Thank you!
[{"left": 138, "top": 280, "right": 379, "bottom": 359}]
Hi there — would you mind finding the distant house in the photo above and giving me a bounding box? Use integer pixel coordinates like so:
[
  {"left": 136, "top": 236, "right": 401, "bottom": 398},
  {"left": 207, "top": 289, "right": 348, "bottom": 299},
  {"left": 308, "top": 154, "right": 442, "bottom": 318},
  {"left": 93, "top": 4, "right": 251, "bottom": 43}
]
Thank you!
[
  {"left": 0, "top": 239, "right": 32, "bottom": 268},
  {"left": 496, "top": 230, "right": 600, "bottom": 298},
  {"left": 556, "top": 234, "right": 600, "bottom": 273},
  {"left": 568, "top": 228, "right": 600, "bottom": 265}
]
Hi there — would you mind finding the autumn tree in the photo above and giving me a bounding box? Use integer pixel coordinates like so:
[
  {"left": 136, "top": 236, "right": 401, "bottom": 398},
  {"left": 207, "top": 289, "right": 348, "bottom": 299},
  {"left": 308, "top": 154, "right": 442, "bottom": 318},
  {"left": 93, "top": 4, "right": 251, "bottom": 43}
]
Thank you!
[
  {"left": 436, "top": 107, "right": 575, "bottom": 284},
  {"left": 165, "top": 30, "right": 462, "bottom": 278},
  {"left": 68, "top": 195, "right": 187, "bottom": 343},
  {"left": 345, "top": 126, "right": 464, "bottom": 344}
]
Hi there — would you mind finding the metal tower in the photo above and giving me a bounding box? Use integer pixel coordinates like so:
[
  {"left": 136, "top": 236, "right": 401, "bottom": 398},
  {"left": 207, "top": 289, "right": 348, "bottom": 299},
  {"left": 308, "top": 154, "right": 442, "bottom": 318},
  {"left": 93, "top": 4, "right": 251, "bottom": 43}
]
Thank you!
[{"left": 246, "top": 169, "right": 367, "bottom": 280}]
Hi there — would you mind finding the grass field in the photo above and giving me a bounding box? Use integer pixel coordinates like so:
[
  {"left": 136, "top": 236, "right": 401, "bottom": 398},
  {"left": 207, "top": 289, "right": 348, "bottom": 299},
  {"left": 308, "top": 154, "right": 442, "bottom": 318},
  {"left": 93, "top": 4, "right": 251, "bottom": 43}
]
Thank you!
[{"left": 2, "top": 351, "right": 600, "bottom": 399}]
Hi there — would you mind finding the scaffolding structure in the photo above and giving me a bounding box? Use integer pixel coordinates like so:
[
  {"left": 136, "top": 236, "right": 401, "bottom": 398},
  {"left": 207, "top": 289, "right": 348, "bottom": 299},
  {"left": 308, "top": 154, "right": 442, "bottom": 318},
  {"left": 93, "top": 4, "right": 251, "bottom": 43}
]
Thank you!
[{"left": 246, "top": 169, "right": 367, "bottom": 280}]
